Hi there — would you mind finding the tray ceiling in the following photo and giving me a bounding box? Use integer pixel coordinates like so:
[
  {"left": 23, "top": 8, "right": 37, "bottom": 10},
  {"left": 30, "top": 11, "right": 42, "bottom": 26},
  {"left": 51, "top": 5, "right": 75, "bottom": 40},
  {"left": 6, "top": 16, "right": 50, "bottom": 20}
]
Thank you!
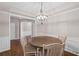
[{"left": 0, "top": 2, "right": 79, "bottom": 18}]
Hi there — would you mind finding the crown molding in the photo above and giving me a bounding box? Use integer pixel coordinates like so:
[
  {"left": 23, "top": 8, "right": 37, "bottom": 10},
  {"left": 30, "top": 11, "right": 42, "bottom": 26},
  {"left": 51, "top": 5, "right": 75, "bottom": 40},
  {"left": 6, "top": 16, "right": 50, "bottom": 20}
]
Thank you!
[
  {"left": 0, "top": 9, "right": 35, "bottom": 20},
  {"left": 49, "top": 6, "right": 79, "bottom": 16}
]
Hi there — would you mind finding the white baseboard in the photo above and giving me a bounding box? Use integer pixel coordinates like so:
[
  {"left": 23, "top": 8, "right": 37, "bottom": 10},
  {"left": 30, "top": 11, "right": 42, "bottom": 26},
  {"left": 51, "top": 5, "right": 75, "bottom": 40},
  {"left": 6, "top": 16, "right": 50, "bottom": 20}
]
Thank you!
[
  {"left": 11, "top": 38, "right": 19, "bottom": 40},
  {"left": 65, "top": 47, "right": 79, "bottom": 56},
  {"left": 65, "top": 37, "right": 79, "bottom": 56},
  {"left": 0, "top": 47, "right": 10, "bottom": 53}
]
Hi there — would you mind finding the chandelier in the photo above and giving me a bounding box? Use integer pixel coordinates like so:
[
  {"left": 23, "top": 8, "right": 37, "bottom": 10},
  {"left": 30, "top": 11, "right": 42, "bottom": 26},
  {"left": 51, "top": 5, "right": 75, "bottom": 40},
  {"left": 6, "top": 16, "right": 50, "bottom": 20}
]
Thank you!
[{"left": 36, "top": 2, "right": 48, "bottom": 24}]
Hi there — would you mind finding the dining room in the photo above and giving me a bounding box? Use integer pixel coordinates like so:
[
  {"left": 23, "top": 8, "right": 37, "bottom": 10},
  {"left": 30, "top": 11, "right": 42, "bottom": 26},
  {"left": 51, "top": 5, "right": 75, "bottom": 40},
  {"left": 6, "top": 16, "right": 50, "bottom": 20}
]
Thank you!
[{"left": 0, "top": 2, "right": 79, "bottom": 56}]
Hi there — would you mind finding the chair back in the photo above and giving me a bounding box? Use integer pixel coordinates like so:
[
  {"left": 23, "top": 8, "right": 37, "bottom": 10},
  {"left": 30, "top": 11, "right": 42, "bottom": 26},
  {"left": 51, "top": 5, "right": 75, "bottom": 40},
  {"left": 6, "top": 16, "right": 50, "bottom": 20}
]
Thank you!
[
  {"left": 25, "top": 35, "right": 32, "bottom": 45},
  {"left": 20, "top": 35, "right": 32, "bottom": 54},
  {"left": 20, "top": 36, "right": 27, "bottom": 50},
  {"left": 43, "top": 43, "right": 64, "bottom": 56},
  {"left": 58, "top": 34, "right": 67, "bottom": 43}
]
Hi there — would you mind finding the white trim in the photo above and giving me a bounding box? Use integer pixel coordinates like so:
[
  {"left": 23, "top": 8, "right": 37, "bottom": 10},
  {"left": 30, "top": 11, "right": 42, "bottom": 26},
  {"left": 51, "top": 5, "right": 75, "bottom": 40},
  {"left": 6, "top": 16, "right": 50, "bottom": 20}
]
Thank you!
[
  {"left": 9, "top": 14, "right": 11, "bottom": 41},
  {"left": 65, "top": 47, "right": 79, "bottom": 56},
  {"left": 0, "top": 37, "right": 10, "bottom": 53},
  {"left": 0, "top": 9, "right": 35, "bottom": 20}
]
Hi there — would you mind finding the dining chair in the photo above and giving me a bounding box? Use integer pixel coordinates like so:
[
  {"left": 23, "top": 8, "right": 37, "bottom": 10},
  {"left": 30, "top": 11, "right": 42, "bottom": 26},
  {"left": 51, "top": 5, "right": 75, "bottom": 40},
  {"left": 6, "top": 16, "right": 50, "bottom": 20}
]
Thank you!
[
  {"left": 58, "top": 34, "right": 67, "bottom": 44},
  {"left": 57, "top": 34, "right": 67, "bottom": 55},
  {"left": 20, "top": 35, "right": 40, "bottom": 56},
  {"left": 42, "top": 43, "right": 64, "bottom": 56}
]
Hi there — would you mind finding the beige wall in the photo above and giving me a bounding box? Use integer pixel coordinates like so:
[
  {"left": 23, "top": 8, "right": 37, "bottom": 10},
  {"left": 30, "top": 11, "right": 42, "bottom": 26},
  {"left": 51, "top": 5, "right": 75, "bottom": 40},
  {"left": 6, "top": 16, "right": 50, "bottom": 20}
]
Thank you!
[
  {"left": 0, "top": 11, "right": 9, "bottom": 37},
  {"left": 0, "top": 11, "right": 10, "bottom": 52},
  {"left": 36, "top": 24, "right": 48, "bottom": 36},
  {"left": 47, "top": 8, "right": 79, "bottom": 37},
  {"left": 0, "top": 24, "right": 9, "bottom": 37}
]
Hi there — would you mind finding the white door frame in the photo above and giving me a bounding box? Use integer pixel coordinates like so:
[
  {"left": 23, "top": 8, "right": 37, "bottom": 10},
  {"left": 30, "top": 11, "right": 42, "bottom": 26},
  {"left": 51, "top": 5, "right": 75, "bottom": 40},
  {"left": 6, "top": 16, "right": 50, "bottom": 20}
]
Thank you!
[{"left": 20, "top": 19, "right": 35, "bottom": 39}]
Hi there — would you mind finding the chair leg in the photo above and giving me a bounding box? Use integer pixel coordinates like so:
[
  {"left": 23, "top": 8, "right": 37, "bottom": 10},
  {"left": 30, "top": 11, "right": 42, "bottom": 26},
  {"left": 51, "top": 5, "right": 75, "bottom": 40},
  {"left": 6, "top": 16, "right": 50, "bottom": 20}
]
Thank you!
[
  {"left": 39, "top": 51, "right": 42, "bottom": 56},
  {"left": 34, "top": 53, "right": 37, "bottom": 56},
  {"left": 36, "top": 48, "right": 40, "bottom": 56},
  {"left": 24, "top": 51, "right": 26, "bottom": 56}
]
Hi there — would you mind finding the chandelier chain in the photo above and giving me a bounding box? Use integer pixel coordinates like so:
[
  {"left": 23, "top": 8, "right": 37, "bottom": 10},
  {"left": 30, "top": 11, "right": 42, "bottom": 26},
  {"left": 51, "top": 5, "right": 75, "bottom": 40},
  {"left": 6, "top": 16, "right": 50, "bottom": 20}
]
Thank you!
[{"left": 36, "top": 2, "right": 48, "bottom": 24}]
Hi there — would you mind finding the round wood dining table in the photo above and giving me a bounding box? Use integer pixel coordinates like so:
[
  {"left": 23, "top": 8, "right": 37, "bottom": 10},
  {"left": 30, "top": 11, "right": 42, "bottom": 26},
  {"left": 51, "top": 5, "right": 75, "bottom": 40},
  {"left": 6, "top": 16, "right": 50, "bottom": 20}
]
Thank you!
[{"left": 30, "top": 36, "right": 62, "bottom": 48}]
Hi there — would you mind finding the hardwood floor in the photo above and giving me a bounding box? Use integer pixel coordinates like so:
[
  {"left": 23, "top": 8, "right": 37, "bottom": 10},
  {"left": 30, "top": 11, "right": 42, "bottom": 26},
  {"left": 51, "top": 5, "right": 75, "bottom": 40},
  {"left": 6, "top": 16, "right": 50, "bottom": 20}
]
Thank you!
[
  {"left": 0, "top": 40, "right": 23, "bottom": 56},
  {"left": 0, "top": 40, "right": 77, "bottom": 56}
]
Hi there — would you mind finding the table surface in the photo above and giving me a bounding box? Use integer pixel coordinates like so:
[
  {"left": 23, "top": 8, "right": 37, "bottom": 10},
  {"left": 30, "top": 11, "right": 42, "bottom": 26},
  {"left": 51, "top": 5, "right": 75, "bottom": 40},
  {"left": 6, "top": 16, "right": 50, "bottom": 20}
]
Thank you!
[{"left": 31, "top": 36, "right": 62, "bottom": 48}]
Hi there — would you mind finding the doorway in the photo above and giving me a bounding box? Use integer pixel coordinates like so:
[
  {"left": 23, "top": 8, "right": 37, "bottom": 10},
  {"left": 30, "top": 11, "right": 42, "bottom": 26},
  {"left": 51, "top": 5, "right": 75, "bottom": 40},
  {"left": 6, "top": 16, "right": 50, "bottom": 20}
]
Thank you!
[
  {"left": 20, "top": 21, "right": 33, "bottom": 39},
  {"left": 10, "top": 16, "right": 34, "bottom": 40}
]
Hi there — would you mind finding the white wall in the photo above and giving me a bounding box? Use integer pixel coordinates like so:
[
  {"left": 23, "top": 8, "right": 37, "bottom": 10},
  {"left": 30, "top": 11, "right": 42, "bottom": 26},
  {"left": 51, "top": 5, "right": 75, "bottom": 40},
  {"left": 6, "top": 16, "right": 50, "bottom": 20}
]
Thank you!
[{"left": 0, "top": 11, "right": 10, "bottom": 52}]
